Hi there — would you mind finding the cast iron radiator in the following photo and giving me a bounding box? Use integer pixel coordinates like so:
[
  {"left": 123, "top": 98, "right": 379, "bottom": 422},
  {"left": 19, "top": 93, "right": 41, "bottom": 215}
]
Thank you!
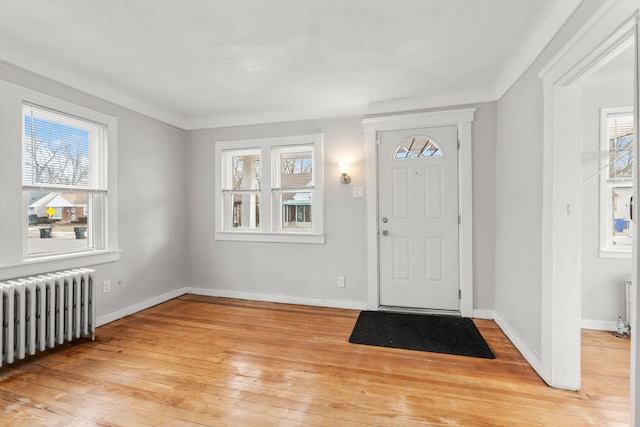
[{"left": 0, "top": 268, "right": 95, "bottom": 366}]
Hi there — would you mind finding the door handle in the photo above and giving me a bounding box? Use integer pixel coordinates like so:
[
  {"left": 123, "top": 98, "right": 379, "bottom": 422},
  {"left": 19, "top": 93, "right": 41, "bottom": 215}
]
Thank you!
[
  {"left": 382, "top": 217, "right": 388, "bottom": 223},
  {"left": 381, "top": 230, "right": 389, "bottom": 236}
]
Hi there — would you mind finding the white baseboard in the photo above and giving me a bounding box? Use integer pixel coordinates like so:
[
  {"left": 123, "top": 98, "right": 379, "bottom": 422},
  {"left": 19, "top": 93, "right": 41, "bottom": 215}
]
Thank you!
[
  {"left": 581, "top": 319, "right": 618, "bottom": 332},
  {"left": 97, "top": 286, "right": 497, "bottom": 329},
  {"left": 472, "top": 309, "right": 495, "bottom": 320},
  {"left": 493, "top": 312, "right": 546, "bottom": 383},
  {"left": 96, "top": 287, "right": 188, "bottom": 327},
  {"left": 186, "top": 287, "right": 368, "bottom": 311}
]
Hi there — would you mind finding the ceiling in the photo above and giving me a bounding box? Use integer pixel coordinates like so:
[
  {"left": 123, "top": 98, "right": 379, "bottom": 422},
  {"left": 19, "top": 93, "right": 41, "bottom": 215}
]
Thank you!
[{"left": 0, "top": 0, "right": 582, "bottom": 130}]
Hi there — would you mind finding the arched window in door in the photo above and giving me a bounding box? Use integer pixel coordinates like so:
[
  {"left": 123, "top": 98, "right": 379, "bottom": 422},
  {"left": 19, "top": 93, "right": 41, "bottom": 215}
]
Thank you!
[{"left": 393, "top": 136, "right": 443, "bottom": 159}]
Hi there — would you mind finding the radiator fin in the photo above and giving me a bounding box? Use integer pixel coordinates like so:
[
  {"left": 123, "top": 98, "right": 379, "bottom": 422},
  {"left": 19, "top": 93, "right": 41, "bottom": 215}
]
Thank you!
[{"left": 0, "top": 268, "right": 95, "bottom": 367}]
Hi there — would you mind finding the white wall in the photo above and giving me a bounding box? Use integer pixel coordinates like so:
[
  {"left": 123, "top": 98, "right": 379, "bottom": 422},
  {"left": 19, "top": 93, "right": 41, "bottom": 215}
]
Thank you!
[
  {"left": 186, "top": 103, "right": 498, "bottom": 312},
  {"left": 0, "top": 61, "right": 188, "bottom": 321},
  {"left": 581, "top": 67, "right": 634, "bottom": 328}
]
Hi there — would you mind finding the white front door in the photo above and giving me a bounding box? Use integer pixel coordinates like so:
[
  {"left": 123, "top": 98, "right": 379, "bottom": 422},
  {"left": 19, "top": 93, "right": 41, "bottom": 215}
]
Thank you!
[{"left": 378, "top": 125, "right": 459, "bottom": 312}]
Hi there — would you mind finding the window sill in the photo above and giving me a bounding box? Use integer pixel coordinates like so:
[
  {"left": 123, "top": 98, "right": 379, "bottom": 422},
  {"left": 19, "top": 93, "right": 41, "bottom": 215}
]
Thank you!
[
  {"left": 599, "top": 249, "right": 632, "bottom": 259},
  {"left": 0, "top": 249, "right": 120, "bottom": 281},
  {"left": 215, "top": 231, "right": 325, "bottom": 244}
]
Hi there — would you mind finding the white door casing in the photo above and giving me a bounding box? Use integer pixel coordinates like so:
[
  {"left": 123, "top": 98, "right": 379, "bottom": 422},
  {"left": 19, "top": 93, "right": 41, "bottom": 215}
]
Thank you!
[
  {"left": 378, "top": 126, "right": 460, "bottom": 312},
  {"left": 363, "top": 108, "right": 475, "bottom": 317},
  {"left": 538, "top": 0, "right": 639, "bottom": 395}
]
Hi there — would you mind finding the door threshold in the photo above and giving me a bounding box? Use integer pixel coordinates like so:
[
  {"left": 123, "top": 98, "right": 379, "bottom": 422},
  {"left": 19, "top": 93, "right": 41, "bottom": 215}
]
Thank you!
[{"left": 379, "top": 305, "right": 461, "bottom": 317}]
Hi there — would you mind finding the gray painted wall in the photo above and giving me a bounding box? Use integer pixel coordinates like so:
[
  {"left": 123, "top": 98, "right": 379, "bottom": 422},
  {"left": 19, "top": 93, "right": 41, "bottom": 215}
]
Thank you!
[
  {"left": 186, "top": 117, "right": 369, "bottom": 306},
  {"left": 496, "top": 65, "right": 544, "bottom": 357},
  {"left": 472, "top": 103, "right": 497, "bottom": 312},
  {"left": 0, "top": 58, "right": 497, "bottom": 320},
  {"left": 185, "top": 104, "right": 498, "bottom": 313},
  {"left": 495, "top": 0, "right": 609, "bottom": 360}
]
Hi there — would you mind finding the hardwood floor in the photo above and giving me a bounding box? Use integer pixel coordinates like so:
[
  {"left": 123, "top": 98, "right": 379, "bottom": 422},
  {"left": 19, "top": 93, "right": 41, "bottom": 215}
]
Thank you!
[{"left": 0, "top": 295, "right": 630, "bottom": 426}]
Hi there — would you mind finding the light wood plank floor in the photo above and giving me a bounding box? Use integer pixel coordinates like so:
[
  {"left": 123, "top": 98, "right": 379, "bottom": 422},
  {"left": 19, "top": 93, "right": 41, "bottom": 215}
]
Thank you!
[{"left": 0, "top": 295, "right": 630, "bottom": 426}]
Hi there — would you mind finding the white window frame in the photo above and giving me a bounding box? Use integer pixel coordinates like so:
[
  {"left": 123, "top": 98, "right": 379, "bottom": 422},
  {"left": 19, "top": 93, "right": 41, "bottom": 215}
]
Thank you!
[
  {"left": 599, "top": 106, "right": 633, "bottom": 258},
  {"left": 22, "top": 102, "right": 109, "bottom": 258},
  {"left": 0, "top": 80, "right": 119, "bottom": 281},
  {"left": 215, "top": 133, "right": 324, "bottom": 244}
]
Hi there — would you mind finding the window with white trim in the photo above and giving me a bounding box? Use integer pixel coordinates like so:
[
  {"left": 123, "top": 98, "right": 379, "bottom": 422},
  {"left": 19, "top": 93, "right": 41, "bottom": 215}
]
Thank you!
[
  {"left": 600, "top": 107, "right": 633, "bottom": 256},
  {"left": 23, "top": 103, "right": 108, "bottom": 256},
  {"left": 215, "top": 134, "right": 324, "bottom": 243}
]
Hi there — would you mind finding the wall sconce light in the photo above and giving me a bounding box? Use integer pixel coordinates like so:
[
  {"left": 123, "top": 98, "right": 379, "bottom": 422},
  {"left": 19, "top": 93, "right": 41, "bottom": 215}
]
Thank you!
[{"left": 339, "top": 163, "right": 351, "bottom": 184}]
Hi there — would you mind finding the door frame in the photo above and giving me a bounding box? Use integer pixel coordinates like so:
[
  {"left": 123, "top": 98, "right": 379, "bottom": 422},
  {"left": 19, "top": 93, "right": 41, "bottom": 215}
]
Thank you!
[
  {"left": 363, "top": 108, "right": 475, "bottom": 317},
  {"left": 538, "top": 0, "right": 638, "bottom": 398}
]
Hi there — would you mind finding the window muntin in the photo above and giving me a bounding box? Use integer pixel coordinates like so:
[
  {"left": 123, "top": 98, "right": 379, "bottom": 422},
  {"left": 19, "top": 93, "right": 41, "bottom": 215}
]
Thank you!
[
  {"left": 394, "top": 136, "right": 442, "bottom": 159},
  {"left": 600, "top": 107, "right": 634, "bottom": 255},
  {"left": 22, "top": 103, "right": 107, "bottom": 256},
  {"left": 215, "top": 134, "right": 324, "bottom": 243}
]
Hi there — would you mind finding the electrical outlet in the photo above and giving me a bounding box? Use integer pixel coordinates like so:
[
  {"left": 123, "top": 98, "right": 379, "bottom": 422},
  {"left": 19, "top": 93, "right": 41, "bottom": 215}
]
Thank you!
[
  {"left": 337, "top": 276, "right": 345, "bottom": 288},
  {"left": 353, "top": 186, "right": 364, "bottom": 198},
  {"left": 102, "top": 280, "right": 111, "bottom": 294}
]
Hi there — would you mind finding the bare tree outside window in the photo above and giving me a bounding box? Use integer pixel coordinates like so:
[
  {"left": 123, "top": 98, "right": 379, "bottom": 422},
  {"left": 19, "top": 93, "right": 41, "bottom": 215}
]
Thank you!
[
  {"left": 25, "top": 135, "right": 90, "bottom": 186},
  {"left": 281, "top": 152, "right": 312, "bottom": 174},
  {"left": 608, "top": 113, "right": 633, "bottom": 179},
  {"left": 231, "top": 154, "right": 261, "bottom": 190},
  {"left": 609, "top": 134, "right": 633, "bottom": 179},
  {"left": 24, "top": 116, "right": 90, "bottom": 187}
]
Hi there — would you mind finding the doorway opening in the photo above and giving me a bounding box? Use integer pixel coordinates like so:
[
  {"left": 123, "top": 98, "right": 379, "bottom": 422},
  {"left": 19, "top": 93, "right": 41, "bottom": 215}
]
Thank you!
[
  {"left": 579, "top": 35, "right": 634, "bottom": 390},
  {"left": 540, "top": 1, "right": 638, "bottom": 411}
]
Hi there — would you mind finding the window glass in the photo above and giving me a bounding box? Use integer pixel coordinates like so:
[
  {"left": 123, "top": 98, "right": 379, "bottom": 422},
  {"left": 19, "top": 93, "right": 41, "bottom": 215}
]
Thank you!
[
  {"left": 231, "top": 152, "right": 261, "bottom": 190},
  {"left": 231, "top": 193, "right": 260, "bottom": 229},
  {"left": 611, "top": 186, "right": 633, "bottom": 248},
  {"left": 281, "top": 191, "right": 312, "bottom": 229},
  {"left": 278, "top": 149, "right": 314, "bottom": 230},
  {"left": 23, "top": 103, "right": 107, "bottom": 256},
  {"left": 27, "top": 191, "right": 90, "bottom": 255},
  {"left": 394, "top": 136, "right": 442, "bottom": 159},
  {"left": 600, "top": 108, "right": 634, "bottom": 255},
  {"left": 607, "top": 112, "right": 634, "bottom": 179},
  {"left": 223, "top": 149, "right": 261, "bottom": 229}
]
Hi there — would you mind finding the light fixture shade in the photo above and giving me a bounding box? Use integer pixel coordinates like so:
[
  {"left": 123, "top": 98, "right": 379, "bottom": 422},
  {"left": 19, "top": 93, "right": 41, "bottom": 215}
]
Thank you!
[{"left": 339, "top": 163, "right": 351, "bottom": 184}]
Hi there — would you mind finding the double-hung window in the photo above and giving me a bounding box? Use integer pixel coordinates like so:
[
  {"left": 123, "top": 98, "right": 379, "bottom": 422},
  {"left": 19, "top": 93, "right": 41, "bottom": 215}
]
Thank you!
[
  {"left": 0, "top": 81, "right": 117, "bottom": 279},
  {"left": 215, "top": 134, "right": 324, "bottom": 243},
  {"left": 23, "top": 103, "right": 108, "bottom": 256},
  {"left": 600, "top": 107, "right": 633, "bottom": 257}
]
